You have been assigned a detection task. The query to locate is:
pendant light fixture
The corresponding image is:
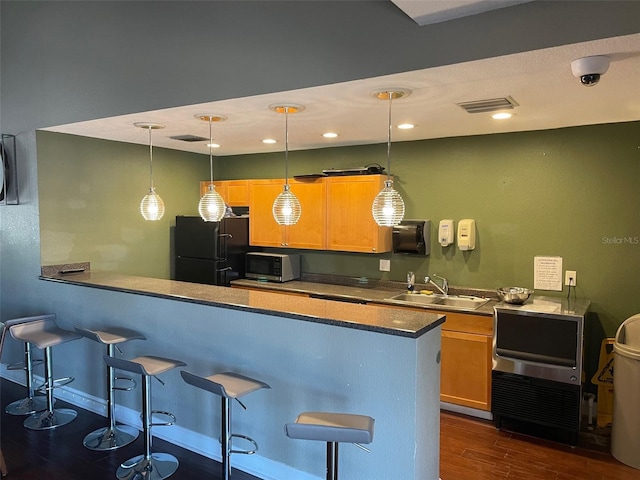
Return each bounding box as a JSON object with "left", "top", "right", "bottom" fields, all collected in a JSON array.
[
  {"left": 371, "top": 89, "right": 410, "bottom": 227},
  {"left": 196, "top": 114, "right": 227, "bottom": 222},
  {"left": 270, "top": 104, "right": 304, "bottom": 226},
  {"left": 136, "top": 122, "right": 166, "bottom": 221}
]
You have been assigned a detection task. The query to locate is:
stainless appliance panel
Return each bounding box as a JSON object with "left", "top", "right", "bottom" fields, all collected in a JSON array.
[{"left": 492, "top": 296, "right": 589, "bottom": 385}]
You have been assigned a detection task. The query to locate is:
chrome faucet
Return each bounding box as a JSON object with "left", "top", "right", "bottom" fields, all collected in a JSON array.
[{"left": 424, "top": 274, "right": 449, "bottom": 295}]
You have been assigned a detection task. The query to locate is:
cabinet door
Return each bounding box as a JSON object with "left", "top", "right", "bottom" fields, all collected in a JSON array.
[
  {"left": 249, "top": 179, "right": 286, "bottom": 247},
  {"left": 200, "top": 180, "right": 249, "bottom": 206},
  {"left": 326, "top": 175, "right": 392, "bottom": 253},
  {"left": 200, "top": 181, "right": 226, "bottom": 199},
  {"left": 286, "top": 178, "right": 326, "bottom": 249},
  {"left": 440, "top": 330, "right": 492, "bottom": 411},
  {"left": 225, "top": 180, "right": 249, "bottom": 206}
]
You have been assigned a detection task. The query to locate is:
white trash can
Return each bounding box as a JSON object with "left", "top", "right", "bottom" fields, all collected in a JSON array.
[{"left": 611, "top": 313, "right": 640, "bottom": 470}]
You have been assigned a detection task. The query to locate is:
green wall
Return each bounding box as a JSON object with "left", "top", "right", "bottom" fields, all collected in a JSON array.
[
  {"left": 217, "top": 122, "right": 640, "bottom": 335},
  {"left": 37, "top": 122, "right": 640, "bottom": 336},
  {"left": 37, "top": 131, "right": 209, "bottom": 279}
]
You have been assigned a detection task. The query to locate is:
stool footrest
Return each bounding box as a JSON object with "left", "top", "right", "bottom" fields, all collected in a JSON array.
[
  {"left": 150, "top": 410, "right": 176, "bottom": 427},
  {"left": 7, "top": 358, "right": 44, "bottom": 370},
  {"left": 36, "top": 376, "right": 74, "bottom": 393},
  {"left": 113, "top": 376, "right": 137, "bottom": 391},
  {"left": 229, "top": 433, "right": 258, "bottom": 455}
]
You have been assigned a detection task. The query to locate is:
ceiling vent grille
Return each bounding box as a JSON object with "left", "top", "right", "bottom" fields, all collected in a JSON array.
[
  {"left": 170, "top": 134, "right": 208, "bottom": 142},
  {"left": 457, "top": 96, "right": 519, "bottom": 114}
]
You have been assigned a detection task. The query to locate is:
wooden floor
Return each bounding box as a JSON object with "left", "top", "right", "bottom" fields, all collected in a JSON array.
[
  {"left": 1, "top": 378, "right": 638, "bottom": 479},
  {"left": 440, "top": 410, "right": 639, "bottom": 480}
]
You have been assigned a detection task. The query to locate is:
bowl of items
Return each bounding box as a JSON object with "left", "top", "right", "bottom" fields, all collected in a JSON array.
[{"left": 497, "top": 287, "right": 534, "bottom": 304}]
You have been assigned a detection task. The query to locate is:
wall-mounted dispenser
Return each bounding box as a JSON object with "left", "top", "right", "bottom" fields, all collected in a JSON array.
[
  {"left": 438, "top": 219, "right": 454, "bottom": 247},
  {"left": 457, "top": 219, "right": 476, "bottom": 251},
  {"left": 393, "top": 219, "right": 431, "bottom": 256}
]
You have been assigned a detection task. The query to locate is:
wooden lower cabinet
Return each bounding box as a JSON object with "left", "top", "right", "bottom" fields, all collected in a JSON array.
[
  {"left": 437, "top": 311, "right": 493, "bottom": 412},
  {"left": 369, "top": 304, "right": 492, "bottom": 412}
]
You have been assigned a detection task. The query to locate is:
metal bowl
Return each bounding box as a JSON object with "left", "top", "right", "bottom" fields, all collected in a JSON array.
[{"left": 497, "top": 287, "right": 533, "bottom": 304}]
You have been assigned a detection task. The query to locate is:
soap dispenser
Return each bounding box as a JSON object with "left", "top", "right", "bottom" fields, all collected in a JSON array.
[{"left": 407, "top": 271, "right": 415, "bottom": 293}]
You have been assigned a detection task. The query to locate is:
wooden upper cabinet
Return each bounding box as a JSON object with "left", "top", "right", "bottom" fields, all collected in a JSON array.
[
  {"left": 286, "top": 178, "right": 327, "bottom": 250},
  {"left": 326, "top": 175, "right": 392, "bottom": 253},
  {"left": 200, "top": 180, "right": 249, "bottom": 206},
  {"left": 248, "top": 179, "right": 286, "bottom": 247},
  {"left": 248, "top": 178, "right": 327, "bottom": 249}
]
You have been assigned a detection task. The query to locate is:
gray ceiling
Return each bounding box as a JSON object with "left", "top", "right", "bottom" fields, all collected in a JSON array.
[{"left": 43, "top": 4, "right": 640, "bottom": 158}]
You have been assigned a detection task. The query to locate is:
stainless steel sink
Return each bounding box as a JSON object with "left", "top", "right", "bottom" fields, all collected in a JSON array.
[
  {"left": 386, "top": 293, "right": 490, "bottom": 311},
  {"left": 386, "top": 293, "right": 443, "bottom": 305}
]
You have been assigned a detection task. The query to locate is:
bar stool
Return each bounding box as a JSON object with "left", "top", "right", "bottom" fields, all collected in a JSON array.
[
  {"left": 284, "top": 412, "right": 375, "bottom": 480},
  {"left": 180, "top": 370, "right": 270, "bottom": 480},
  {"left": 9, "top": 315, "right": 81, "bottom": 430},
  {"left": 1, "top": 315, "right": 50, "bottom": 416},
  {"left": 74, "top": 326, "right": 146, "bottom": 451},
  {"left": 104, "top": 355, "right": 186, "bottom": 480}
]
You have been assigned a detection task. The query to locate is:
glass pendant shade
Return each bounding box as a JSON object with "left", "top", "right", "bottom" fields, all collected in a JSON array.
[
  {"left": 273, "top": 184, "right": 302, "bottom": 225},
  {"left": 196, "top": 114, "right": 227, "bottom": 222},
  {"left": 372, "top": 179, "right": 405, "bottom": 227},
  {"left": 371, "top": 89, "right": 410, "bottom": 227},
  {"left": 140, "top": 187, "right": 165, "bottom": 221},
  {"left": 135, "top": 122, "right": 165, "bottom": 221},
  {"left": 198, "top": 184, "right": 226, "bottom": 222},
  {"left": 270, "top": 104, "right": 304, "bottom": 226}
]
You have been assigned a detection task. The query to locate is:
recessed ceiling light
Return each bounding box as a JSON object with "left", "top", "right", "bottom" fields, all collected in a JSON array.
[
  {"left": 263, "top": 138, "right": 277, "bottom": 144},
  {"left": 323, "top": 132, "right": 338, "bottom": 138},
  {"left": 206, "top": 143, "right": 220, "bottom": 148},
  {"left": 492, "top": 112, "right": 512, "bottom": 120},
  {"left": 397, "top": 123, "right": 414, "bottom": 129}
]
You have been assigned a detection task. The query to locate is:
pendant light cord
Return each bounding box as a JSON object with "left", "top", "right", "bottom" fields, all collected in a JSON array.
[
  {"left": 208, "top": 118, "right": 214, "bottom": 184},
  {"left": 148, "top": 127, "right": 154, "bottom": 190},
  {"left": 284, "top": 106, "right": 290, "bottom": 187},
  {"left": 386, "top": 92, "right": 392, "bottom": 181}
]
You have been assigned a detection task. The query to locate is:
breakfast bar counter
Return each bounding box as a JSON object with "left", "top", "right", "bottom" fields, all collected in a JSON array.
[{"left": 36, "top": 270, "right": 444, "bottom": 480}]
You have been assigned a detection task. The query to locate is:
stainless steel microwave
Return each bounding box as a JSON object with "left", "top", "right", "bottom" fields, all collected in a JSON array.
[{"left": 245, "top": 252, "right": 301, "bottom": 282}]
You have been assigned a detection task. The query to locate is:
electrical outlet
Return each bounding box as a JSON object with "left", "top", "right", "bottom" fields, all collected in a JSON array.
[
  {"left": 379, "top": 259, "right": 391, "bottom": 272},
  {"left": 565, "top": 270, "right": 577, "bottom": 286}
]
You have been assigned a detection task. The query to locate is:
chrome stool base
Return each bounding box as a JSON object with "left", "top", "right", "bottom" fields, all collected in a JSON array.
[
  {"left": 116, "top": 453, "right": 179, "bottom": 480},
  {"left": 83, "top": 424, "right": 140, "bottom": 451},
  {"left": 5, "top": 395, "right": 49, "bottom": 415},
  {"left": 24, "top": 407, "right": 78, "bottom": 430}
]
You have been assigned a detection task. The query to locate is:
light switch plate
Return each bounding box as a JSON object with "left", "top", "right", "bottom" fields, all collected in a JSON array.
[{"left": 379, "top": 259, "right": 391, "bottom": 272}]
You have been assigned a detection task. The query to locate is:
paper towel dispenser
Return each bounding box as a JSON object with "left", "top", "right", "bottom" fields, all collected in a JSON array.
[{"left": 392, "top": 220, "right": 431, "bottom": 256}]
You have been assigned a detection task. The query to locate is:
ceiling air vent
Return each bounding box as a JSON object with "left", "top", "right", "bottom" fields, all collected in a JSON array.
[
  {"left": 457, "top": 96, "right": 519, "bottom": 114},
  {"left": 169, "top": 134, "right": 208, "bottom": 142}
]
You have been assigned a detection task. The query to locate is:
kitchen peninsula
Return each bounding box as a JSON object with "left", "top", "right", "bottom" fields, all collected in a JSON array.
[{"left": 39, "top": 269, "right": 444, "bottom": 480}]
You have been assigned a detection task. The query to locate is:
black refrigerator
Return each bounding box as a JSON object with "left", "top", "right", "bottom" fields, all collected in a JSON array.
[{"left": 174, "top": 215, "right": 250, "bottom": 286}]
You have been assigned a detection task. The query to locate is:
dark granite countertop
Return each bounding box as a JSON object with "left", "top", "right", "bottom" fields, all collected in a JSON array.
[
  {"left": 231, "top": 276, "right": 497, "bottom": 317},
  {"left": 39, "top": 270, "right": 445, "bottom": 339}
]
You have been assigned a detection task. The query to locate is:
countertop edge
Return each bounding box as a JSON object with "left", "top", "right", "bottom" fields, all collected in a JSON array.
[{"left": 39, "top": 273, "right": 445, "bottom": 339}]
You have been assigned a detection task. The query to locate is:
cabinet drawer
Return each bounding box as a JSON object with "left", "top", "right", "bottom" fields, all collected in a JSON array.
[{"left": 434, "top": 310, "right": 493, "bottom": 336}]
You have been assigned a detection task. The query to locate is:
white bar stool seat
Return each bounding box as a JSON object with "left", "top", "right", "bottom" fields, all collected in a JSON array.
[
  {"left": 104, "top": 354, "right": 186, "bottom": 480},
  {"left": 180, "top": 370, "right": 270, "bottom": 480},
  {"left": 74, "top": 326, "right": 146, "bottom": 451},
  {"left": 285, "top": 412, "right": 375, "bottom": 480},
  {"left": 9, "top": 315, "right": 81, "bottom": 430},
  {"left": 1, "top": 315, "right": 51, "bottom": 416}
]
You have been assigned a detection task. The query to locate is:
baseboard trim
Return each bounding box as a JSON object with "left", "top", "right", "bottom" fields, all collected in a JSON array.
[
  {"left": 1, "top": 366, "right": 319, "bottom": 480},
  {"left": 440, "top": 401, "right": 493, "bottom": 421}
]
